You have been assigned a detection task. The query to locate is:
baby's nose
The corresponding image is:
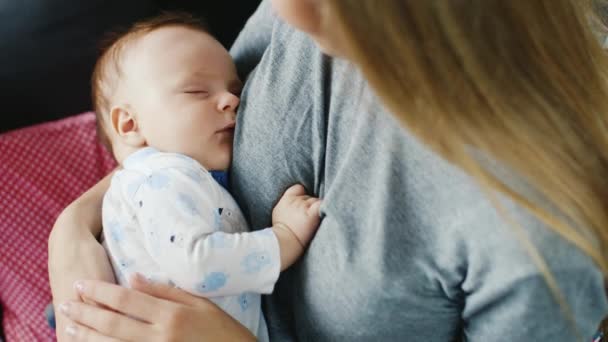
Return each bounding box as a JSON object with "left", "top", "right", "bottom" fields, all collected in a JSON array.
[{"left": 218, "top": 92, "right": 240, "bottom": 112}]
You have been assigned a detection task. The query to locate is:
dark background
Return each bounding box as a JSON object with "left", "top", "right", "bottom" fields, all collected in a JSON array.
[{"left": 0, "top": 0, "right": 261, "bottom": 133}]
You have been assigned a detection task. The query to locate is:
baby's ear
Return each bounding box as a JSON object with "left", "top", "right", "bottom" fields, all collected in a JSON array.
[{"left": 110, "top": 105, "right": 146, "bottom": 147}]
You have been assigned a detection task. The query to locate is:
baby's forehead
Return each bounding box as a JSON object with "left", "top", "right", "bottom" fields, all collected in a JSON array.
[
  {"left": 106, "top": 31, "right": 167, "bottom": 86},
  {"left": 118, "top": 27, "right": 213, "bottom": 72},
  {"left": 102, "top": 26, "right": 235, "bottom": 96},
  {"left": 126, "top": 28, "right": 230, "bottom": 78},
  {"left": 114, "top": 32, "right": 153, "bottom": 70}
]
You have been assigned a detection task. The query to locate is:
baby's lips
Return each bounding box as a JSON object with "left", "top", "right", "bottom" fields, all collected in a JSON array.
[{"left": 217, "top": 122, "right": 236, "bottom": 132}]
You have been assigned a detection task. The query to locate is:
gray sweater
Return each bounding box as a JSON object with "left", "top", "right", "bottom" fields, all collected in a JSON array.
[{"left": 229, "top": 1, "right": 608, "bottom": 340}]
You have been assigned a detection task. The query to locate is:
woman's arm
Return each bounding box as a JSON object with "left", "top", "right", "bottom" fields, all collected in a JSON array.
[{"left": 48, "top": 172, "right": 115, "bottom": 341}]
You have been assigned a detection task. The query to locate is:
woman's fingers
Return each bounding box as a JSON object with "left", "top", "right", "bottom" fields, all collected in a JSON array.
[
  {"left": 73, "top": 280, "right": 170, "bottom": 323},
  {"left": 59, "top": 301, "right": 151, "bottom": 341},
  {"left": 64, "top": 320, "right": 123, "bottom": 342},
  {"left": 130, "top": 273, "right": 201, "bottom": 307}
]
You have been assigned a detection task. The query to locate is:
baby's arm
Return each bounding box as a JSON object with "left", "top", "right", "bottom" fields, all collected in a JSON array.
[{"left": 132, "top": 169, "right": 320, "bottom": 298}]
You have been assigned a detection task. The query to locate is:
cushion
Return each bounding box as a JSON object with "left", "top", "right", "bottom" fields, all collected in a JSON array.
[{"left": 0, "top": 112, "right": 116, "bottom": 340}]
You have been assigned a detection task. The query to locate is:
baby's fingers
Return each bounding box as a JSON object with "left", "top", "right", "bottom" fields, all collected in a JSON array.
[
  {"left": 307, "top": 200, "right": 322, "bottom": 216},
  {"left": 304, "top": 197, "right": 319, "bottom": 206},
  {"left": 284, "top": 184, "right": 306, "bottom": 197}
]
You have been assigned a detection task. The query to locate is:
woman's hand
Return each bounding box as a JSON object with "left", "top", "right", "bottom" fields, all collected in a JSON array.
[
  {"left": 57, "top": 274, "right": 256, "bottom": 341},
  {"left": 48, "top": 172, "right": 116, "bottom": 341},
  {"left": 49, "top": 230, "right": 115, "bottom": 341}
]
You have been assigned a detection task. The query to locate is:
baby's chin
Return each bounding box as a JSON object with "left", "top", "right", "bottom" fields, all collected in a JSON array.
[{"left": 204, "top": 154, "right": 232, "bottom": 172}]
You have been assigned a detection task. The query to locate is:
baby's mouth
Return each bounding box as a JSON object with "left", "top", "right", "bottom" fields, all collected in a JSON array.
[{"left": 216, "top": 122, "right": 236, "bottom": 134}]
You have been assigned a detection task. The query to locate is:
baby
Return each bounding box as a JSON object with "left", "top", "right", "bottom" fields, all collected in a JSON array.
[{"left": 91, "top": 13, "right": 321, "bottom": 340}]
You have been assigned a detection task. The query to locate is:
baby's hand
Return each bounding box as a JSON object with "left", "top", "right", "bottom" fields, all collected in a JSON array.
[
  {"left": 273, "top": 184, "right": 321, "bottom": 245},
  {"left": 272, "top": 184, "right": 321, "bottom": 270}
]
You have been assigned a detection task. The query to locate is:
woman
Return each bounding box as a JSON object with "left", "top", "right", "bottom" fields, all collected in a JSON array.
[{"left": 49, "top": 0, "right": 608, "bottom": 340}]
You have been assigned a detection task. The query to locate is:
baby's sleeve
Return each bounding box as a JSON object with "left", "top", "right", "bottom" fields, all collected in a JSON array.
[{"left": 132, "top": 168, "right": 281, "bottom": 297}]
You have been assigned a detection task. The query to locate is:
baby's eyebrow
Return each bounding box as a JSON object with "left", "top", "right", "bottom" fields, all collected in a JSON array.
[
  {"left": 173, "top": 74, "right": 206, "bottom": 89},
  {"left": 181, "top": 72, "right": 206, "bottom": 83}
]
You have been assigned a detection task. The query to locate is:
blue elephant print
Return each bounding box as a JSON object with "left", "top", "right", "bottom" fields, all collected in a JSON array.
[
  {"left": 182, "top": 167, "right": 203, "bottom": 184},
  {"left": 123, "top": 147, "right": 157, "bottom": 167},
  {"left": 126, "top": 179, "right": 145, "bottom": 199},
  {"left": 177, "top": 193, "right": 201, "bottom": 217},
  {"left": 242, "top": 251, "right": 272, "bottom": 274},
  {"left": 106, "top": 220, "right": 124, "bottom": 243},
  {"left": 208, "top": 232, "right": 231, "bottom": 248},
  {"left": 146, "top": 172, "right": 170, "bottom": 190},
  {"left": 238, "top": 293, "right": 251, "bottom": 312},
  {"left": 197, "top": 272, "right": 229, "bottom": 293},
  {"left": 174, "top": 153, "right": 197, "bottom": 165}
]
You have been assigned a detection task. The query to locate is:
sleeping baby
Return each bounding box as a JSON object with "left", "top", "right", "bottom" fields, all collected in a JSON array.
[{"left": 90, "top": 12, "right": 321, "bottom": 341}]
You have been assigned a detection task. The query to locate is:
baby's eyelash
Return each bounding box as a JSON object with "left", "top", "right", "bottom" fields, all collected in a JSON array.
[{"left": 183, "top": 90, "right": 208, "bottom": 94}]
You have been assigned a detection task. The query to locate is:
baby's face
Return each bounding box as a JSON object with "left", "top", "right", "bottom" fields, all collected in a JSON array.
[{"left": 119, "top": 26, "right": 242, "bottom": 170}]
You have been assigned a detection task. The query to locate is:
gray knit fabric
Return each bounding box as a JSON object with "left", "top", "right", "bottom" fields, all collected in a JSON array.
[{"left": 229, "top": 2, "right": 608, "bottom": 340}]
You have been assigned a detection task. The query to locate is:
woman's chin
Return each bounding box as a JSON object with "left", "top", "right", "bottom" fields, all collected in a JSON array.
[{"left": 316, "top": 41, "right": 342, "bottom": 57}]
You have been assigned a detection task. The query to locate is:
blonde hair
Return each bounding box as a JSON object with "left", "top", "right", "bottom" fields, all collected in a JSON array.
[
  {"left": 325, "top": 0, "right": 608, "bottom": 280},
  {"left": 91, "top": 12, "right": 208, "bottom": 152}
]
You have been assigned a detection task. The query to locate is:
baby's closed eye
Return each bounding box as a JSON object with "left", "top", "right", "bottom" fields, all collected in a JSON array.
[{"left": 183, "top": 90, "right": 209, "bottom": 95}]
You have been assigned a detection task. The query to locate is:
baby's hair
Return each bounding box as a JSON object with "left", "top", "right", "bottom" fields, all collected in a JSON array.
[{"left": 91, "top": 11, "right": 209, "bottom": 153}]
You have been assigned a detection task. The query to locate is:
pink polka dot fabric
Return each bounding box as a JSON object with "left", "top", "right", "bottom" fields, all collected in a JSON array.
[{"left": 0, "top": 113, "right": 116, "bottom": 341}]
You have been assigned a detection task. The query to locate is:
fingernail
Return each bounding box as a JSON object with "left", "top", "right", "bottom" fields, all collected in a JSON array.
[
  {"left": 57, "top": 302, "right": 70, "bottom": 315},
  {"left": 73, "top": 281, "right": 85, "bottom": 293},
  {"left": 66, "top": 324, "right": 77, "bottom": 336}
]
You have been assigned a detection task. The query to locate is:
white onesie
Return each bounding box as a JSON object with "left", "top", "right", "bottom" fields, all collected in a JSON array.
[{"left": 101, "top": 147, "right": 281, "bottom": 340}]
